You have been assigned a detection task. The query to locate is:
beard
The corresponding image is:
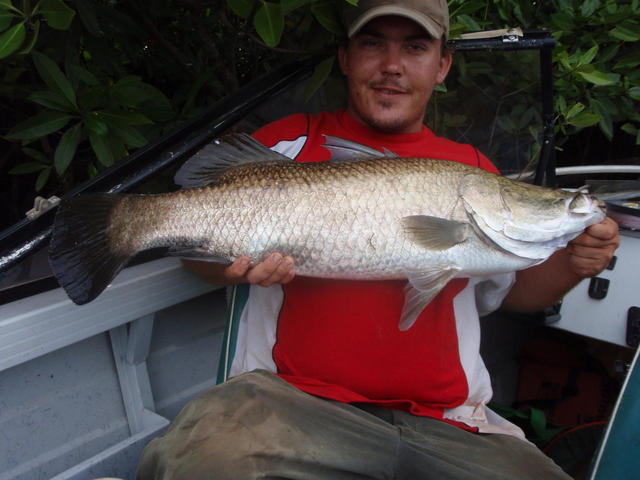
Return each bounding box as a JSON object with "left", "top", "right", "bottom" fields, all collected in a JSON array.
[{"left": 355, "top": 102, "right": 420, "bottom": 134}]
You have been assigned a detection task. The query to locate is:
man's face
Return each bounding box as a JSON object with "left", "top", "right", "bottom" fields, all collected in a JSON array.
[{"left": 339, "top": 15, "right": 452, "bottom": 134}]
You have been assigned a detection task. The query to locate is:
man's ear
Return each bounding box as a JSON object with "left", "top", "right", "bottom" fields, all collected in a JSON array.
[
  {"left": 338, "top": 43, "right": 348, "bottom": 76},
  {"left": 436, "top": 50, "right": 453, "bottom": 85}
]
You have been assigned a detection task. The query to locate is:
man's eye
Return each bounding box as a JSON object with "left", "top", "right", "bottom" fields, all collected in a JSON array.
[{"left": 407, "top": 43, "right": 427, "bottom": 52}]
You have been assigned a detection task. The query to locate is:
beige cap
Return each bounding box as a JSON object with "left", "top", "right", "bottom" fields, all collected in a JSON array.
[{"left": 343, "top": 0, "right": 449, "bottom": 40}]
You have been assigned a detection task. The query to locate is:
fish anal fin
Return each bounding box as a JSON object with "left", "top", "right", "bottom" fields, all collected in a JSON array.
[
  {"left": 168, "top": 247, "right": 230, "bottom": 263},
  {"left": 399, "top": 266, "right": 459, "bottom": 331},
  {"left": 401, "top": 215, "right": 469, "bottom": 251}
]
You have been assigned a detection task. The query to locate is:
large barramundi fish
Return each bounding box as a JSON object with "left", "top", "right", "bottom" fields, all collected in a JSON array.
[{"left": 49, "top": 134, "right": 606, "bottom": 330}]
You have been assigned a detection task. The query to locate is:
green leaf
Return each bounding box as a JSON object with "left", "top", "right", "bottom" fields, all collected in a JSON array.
[
  {"left": 99, "top": 110, "right": 153, "bottom": 126},
  {"left": 578, "top": 45, "right": 598, "bottom": 66},
  {"left": 54, "top": 123, "right": 82, "bottom": 175},
  {"left": 555, "top": 95, "right": 567, "bottom": 115},
  {"left": 580, "top": 0, "right": 601, "bottom": 17},
  {"left": 609, "top": 23, "right": 640, "bottom": 42},
  {"left": 9, "top": 161, "right": 47, "bottom": 174},
  {"left": 621, "top": 123, "right": 638, "bottom": 136},
  {"left": 555, "top": 51, "right": 572, "bottom": 70},
  {"left": 17, "top": 18, "right": 39, "bottom": 54},
  {"left": 629, "top": 87, "right": 640, "bottom": 101},
  {"left": 592, "top": 97, "right": 614, "bottom": 140},
  {"left": 35, "top": 167, "right": 51, "bottom": 191},
  {"left": 226, "top": 0, "right": 253, "bottom": 18},
  {"left": 74, "top": 0, "right": 100, "bottom": 35},
  {"left": 304, "top": 55, "right": 334, "bottom": 102},
  {"left": 614, "top": 50, "right": 640, "bottom": 69},
  {"left": 6, "top": 110, "right": 74, "bottom": 140},
  {"left": 311, "top": 2, "right": 343, "bottom": 36},
  {"left": 28, "top": 89, "right": 75, "bottom": 112},
  {"left": 107, "top": 134, "right": 126, "bottom": 160},
  {"left": 281, "top": 0, "right": 314, "bottom": 15},
  {"left": 567, "top": 111, "right": 602, "bottom": 128},
  {"left": 575, "top": 67, "right": 616, "bottom": 86},
  {"left": 110, "top": 75, "right": 159, "bottom": 107},
  {"left": 89, "top": 131, "right": 114, "bottom": 166},
  {"left": 85, "top": 112, "right": 108, "bottom": 135},
  {"left": 254, "top": 1, "right": 283, "bottom": 47},
  {"left": 104, "top": 121, "right": 147, "bottom": 148},
  {"left": 22, "top": 147, "right": 48, "bottom": 162},
  {"left": 457, "top": 14, "right": 482, "bottom": 32},
  {"left": 0, "top": 9, "right": 15, "bottom": 32},
  {"left": 32, "top": 51, "right": 77, "bottom": 107},
  {"left": 0, "top": 21, "right": 24, "bottom": 59},
  {"left": 600, "top": 44, "right": 620, "bottom": 64},
  {"left": 40, "top": 0, "right": 75, "bottom": 30},
  {"left": 70, "top": 65, "right": 99, "bottom": 85},
  {"left": 87, "top": 162, "right": 98, "bottom": 178},
  {"left": 0, "top": 0, "right": 19, "bottom": 11},
  {"left": 450, "top": 1, "right": 486, "bottom": 17},
  {"left": 565, "top": 103, "right": 585, "bottom": 120},
  {"left": 550, "top": 12, "right": 574, "bottom": 31}
]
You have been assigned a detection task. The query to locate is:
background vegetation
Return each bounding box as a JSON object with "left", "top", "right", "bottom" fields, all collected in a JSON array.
[{"left": 1, "top": 0, "right": 638, "bottom": 229}]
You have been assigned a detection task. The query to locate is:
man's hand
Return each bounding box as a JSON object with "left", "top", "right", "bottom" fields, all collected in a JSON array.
[
  {"left": 565, "top": 216, "right": 620, "bottom": 278},
  {"left": 224, "top": 253, "right": 296, "bottom": 287},
  {"left": 182, "top": 253, "right": 295, "bottom": 287}
]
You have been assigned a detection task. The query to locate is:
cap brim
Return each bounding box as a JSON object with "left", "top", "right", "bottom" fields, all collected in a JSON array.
[{"left": 347, "top": 5, "right": 445, "bottom": 39}]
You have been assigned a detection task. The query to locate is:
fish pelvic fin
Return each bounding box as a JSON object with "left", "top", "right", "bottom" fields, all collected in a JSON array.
[
  {"left": 398, "top": 265, "right": 460, "bottom": 332},
  {"left": 49, "top": 194, "right": 132, "bottom": 305},
  {"left": 399, "top": 266, "right": 460, "bottom": 331},
  {"left": 174, "top": 133, "right": 292, "bottom": 189},
  {"left": 401, "top": 215, "right": 469, "bottom": 251}
]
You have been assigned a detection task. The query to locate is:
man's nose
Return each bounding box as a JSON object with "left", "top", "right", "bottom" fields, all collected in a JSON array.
[{"left": 381, "top": 46, "right": 403, "bottom": 75}]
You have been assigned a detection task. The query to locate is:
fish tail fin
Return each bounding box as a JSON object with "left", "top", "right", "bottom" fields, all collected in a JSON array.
[{"left": 49, "top": 194, "right": 133, "bottom": 305}]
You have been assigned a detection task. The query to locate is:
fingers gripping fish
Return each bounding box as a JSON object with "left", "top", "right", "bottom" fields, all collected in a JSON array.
[{"left": 48, "top": 134, "right": 606, "bottom": 330}]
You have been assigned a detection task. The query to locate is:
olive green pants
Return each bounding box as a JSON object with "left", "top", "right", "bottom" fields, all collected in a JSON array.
[{"left": 136, "top": 370, "right": 570, "bottom": 480}]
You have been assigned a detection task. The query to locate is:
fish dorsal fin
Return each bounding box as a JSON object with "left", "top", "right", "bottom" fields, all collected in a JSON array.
[
  {"left": 399, "top": 266, "right": 460, "bottom": 331},
  {"left": 401, "top": 215, "right": 469, "bottom": 251},
  {"left": 322, "top": 135, "right": 398, "bottom": 162},
  {"left": 174, "top": 133, "right": 292, "bottom": 188}
]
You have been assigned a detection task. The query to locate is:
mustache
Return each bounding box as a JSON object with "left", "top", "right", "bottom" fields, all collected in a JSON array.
[{"left": 368, "top": 78, "right": 410, "bottom": 93}]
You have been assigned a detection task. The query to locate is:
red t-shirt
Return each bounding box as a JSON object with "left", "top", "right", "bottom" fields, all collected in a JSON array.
[{"left": 252, "top": 110, "right": 499, "bottom": 425}]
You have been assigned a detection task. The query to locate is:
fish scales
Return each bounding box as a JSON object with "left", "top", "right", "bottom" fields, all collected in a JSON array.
[{"left": 113, "top": 158, "right": 524, "bottom": 279}]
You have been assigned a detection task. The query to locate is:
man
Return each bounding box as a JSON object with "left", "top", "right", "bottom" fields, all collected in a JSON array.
[{"left": 137, "top": 0, "right": 619, "bottom": 478}]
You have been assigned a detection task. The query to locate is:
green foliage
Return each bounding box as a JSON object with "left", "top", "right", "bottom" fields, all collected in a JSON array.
[
  {"left": 254, "top": 2, "right": 284, "bottom": 47},
  {"left": 446, "top": 0, "right": 640, "bottom": 151},
  {"left": 4, "top": 49, "right": 169, "bottom": 185},
  {"left": 1, "top": 0, "right": 638, "bottom": 228},
  {"left": 233, "top": 0, "right": 639, "bottom": 162},
  {"left": 0, "top": 0, "right": 288, "bottom": 213}
]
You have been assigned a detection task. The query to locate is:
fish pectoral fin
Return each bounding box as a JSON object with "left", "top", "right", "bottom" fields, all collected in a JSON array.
[
  {"left": 174, "top": 133, "right": 292, "bottom": 189},
  {"left": 399, "top": 266, "right": 460, "bottom": 331},
  {"left": 401, "top": 215, "right": 469, "bottom": 251},
  {"left": 322, "top": 135, "right": 398, "bottom": 161}
]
